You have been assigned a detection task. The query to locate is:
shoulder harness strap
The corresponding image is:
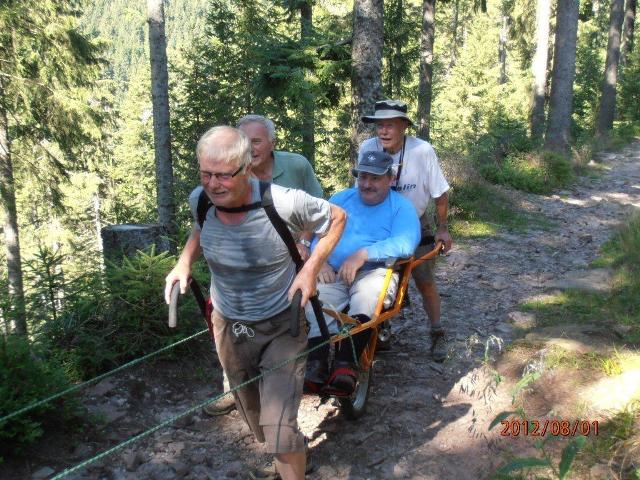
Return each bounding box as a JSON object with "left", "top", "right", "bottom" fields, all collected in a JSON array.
[
  {"left": 259, "top": 181, "right": 304, "bottom": 273},
  {"left": 196, "top": 189, "right": 213, "bottom": 230}
]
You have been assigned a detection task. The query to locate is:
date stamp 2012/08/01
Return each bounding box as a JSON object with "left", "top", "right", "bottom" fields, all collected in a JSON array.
[{"left": 500, "top": 419, "right": 599, "bottom": 437}]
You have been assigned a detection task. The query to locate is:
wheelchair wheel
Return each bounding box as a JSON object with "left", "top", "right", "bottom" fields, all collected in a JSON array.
[
  {"left": 338, "top": 366, "right": 372, "bottom": 420},
  {"left": 376, "top": 321, "right": 392, "bottom": 352}
]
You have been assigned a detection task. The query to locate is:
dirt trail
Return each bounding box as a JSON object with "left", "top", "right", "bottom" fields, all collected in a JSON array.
[{"left": 5, "top": 141, "right": 640, "bottom": 480}]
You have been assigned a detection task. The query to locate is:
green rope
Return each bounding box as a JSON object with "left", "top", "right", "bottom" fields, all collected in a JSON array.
[
  {"left": 0, "top": 329, "right": 209, "bottom": 425},
  {"left": 50, "top": 330, "right": 354, "bottom": 480}
]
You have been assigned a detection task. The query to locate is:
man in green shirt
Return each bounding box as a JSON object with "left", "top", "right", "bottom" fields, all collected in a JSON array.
[
  {"left": 237, "top": 114, "right": 323, "bottom": 198},
  {"left": 204, "top": 114, "right": 324, "bottom": 417}
]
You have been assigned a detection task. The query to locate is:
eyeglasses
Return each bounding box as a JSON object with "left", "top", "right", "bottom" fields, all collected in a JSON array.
[{"left": 199, "top": 165, "right": 244, "bottom": 183}]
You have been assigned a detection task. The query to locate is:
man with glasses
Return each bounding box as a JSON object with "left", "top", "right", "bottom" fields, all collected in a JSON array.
[
  {"left": 205, "top": 114, "right": 325, "bottom": 417},
  {"left": 359, "top": 99, "right": 452, "bottom": 363},
  {"left": 165, "top": 126, "right": 345, "bottom": 480}
]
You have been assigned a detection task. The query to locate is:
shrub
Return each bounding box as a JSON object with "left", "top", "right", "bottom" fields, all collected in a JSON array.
[
  {"left": 43, "top": 247, "right": 209, "bottom": 380},
  {"left": 0, "top": 335, "right": 79, "bottom": 459},
  {"left": 472, "top": 114, "right": 532, "bottom": 165},
  {"left": 480, "top": 151, "right": 573, "bottom": 194}
]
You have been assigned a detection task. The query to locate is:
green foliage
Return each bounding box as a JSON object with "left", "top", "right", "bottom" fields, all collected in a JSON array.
[
  {"left": 431, "top": 7, "right": 530, "bottom": 155},
  {"left": 0, "top": 335, "right": 79, "bottom": 457},
  {"left": 479, "top": 151, "right": 573, "bottom": 194},
  {"left": 23, "top": 245, "right": 66, "bottom": 327},
  {"left": 382, "top": 0, "right": 421, "bottom": 99},
  {"left": 40, "top": 247, "right": 207, "bottom": 380},
  {"left": 572, "top": 17, "right": 607, "bottom": 139},
  {"left": 1, "top": 0, "right": 105, "bottom": 206},
  {"left": 449, "top": 179, "right": 548, "bottom": 237},
  {"left": 585, "top": 400, "right": 640, "bottom": 472},
  {"left": 619, "top": 47, "right": 640, "bottom": 122},
  {"left": 472, "top": 113, "right": 532, "bottom": 164}
]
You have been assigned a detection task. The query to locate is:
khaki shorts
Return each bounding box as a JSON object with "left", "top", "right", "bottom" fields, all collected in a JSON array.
[
  {"left": 212, "top": 307, "right": 307, "bottom": 454},
  {"left": 412, "top": 215, "right": 437, "bottom": 284},
  {"left": 411, "top": 242, "right": 436, "bottom": 284}
]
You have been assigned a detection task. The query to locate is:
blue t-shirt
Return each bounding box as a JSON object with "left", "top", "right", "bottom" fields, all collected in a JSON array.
[{"left": 317, "top": 188, "right": 420, "bottom": 270}]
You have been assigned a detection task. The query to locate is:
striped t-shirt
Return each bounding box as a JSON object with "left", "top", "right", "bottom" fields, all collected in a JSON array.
[{"left": 189, "top": 179, "right": 332, "bottom": 322}]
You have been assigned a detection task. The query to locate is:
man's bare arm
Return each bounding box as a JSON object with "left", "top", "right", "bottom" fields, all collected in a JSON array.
[
  {"left": 164, "top": 227, "right": 202, "bottom": 304},
  {"left": 434, "top": 192, "right": 452, "bottom": 253},
  {"left": 289, "top": 204, "right": 346, "bottom": 306}
]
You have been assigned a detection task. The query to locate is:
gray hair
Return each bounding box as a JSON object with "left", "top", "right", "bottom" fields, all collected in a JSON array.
[
  {"left": 196, "top": 126, "right": 251, "bottom": 169},
  {"left": 236, "top": 114, "right": 276, "bottom": 142}
]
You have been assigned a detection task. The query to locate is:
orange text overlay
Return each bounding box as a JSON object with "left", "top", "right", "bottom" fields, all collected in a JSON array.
[{"left": 499, "top": 419, "right": 599, "bottom": 437}]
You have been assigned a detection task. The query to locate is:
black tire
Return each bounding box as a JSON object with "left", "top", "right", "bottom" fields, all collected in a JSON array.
[{"left": 338, "top": 366, "right": 372, "bottom": 420}]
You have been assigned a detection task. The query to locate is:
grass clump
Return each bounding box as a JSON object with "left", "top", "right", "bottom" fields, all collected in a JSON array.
[
  {"left": 522, "top": 214, "right": 640, "bottom": 344},
  {"left": 584, "top": 400, "right": 640, "bottom": 479},
  {"left": 479, "top": 151, "right": 574, "bottom": 195},
  {"left": 449, "top": 179, "right": 552, "bottom": 238}
]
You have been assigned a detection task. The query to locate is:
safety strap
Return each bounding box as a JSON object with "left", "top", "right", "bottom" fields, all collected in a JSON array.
[{"left": 195, "top": 183, "right": 330, "bottom": 339}]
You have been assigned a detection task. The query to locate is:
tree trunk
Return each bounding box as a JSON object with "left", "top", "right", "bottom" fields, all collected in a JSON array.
[
  {"left": 417, "top": 0, "right": 436, "bottom": 141},
  {"left": 498, "top": 14, "right": 508, "bottom": 84},
  {"left": 447, "top": 0, "right": 460, "bottom": 73},
  {"left": 147, "top": 0, "right": 176, "bottom": 246},
  {"left": 530, "top": 0, "right": 551, "bottom": 142},
  {"left": 392, "top": 0, "right": 404, "bottom": 98},
  {"left": 351, "top": 0, "right": 384, "bottom": 163},
  {"left": 544, "top": 0, "right": 579, "bottom": 155},
  {"left": 596, "top": 0, "right": 625, "bottom": 136},
  {"left": 300, "top": 1, "right": 316, "bottom": 167},
  {"left": 0, "top": 106, "right": 27, "bottom": 336},
  {"left": 621, "top": 0, "right": 636, "bottom": 65}
]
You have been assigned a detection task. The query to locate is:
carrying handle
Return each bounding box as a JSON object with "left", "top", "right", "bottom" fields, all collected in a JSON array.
[
  {"left": 167, "top": 277, "right": 207, "bottom": 328},
  {"left": 168, "top": 282, "right": 180, "bottom": 328}
]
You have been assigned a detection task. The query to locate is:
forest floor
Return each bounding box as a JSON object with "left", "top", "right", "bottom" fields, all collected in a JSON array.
[{"left": 4, "top": 140, "right": 640, "bottom": 480}]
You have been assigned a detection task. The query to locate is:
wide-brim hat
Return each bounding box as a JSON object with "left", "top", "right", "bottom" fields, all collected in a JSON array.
[
  {"left": 361, "top": 99, "right": 414, "bottom": 126},
  {"left": 351, "top": 150, "right": 394, "bottom": 177}
]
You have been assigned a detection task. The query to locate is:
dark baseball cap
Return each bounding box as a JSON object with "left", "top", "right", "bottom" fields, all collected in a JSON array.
[{"left": 352, "top": 151, "right": 394, "bottom": 177}]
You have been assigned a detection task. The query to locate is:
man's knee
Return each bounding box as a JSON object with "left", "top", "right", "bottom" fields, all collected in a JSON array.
[{"left": 415, "top": 278, "right": 438, "bottom": 298}]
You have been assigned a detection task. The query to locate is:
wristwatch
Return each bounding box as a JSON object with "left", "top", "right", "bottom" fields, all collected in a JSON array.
[{"left": 298, "top": 239, "right": 311, "bottom": 248}]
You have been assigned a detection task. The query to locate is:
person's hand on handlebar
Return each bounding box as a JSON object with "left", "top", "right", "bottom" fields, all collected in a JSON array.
[
  {"left": 164, "top": 262, "right": 192, "bottom": 305},
  {"left": 435, "top": 226, "right": 452, "bottom": 254},
  {"left": 288, "top": 267, "right": 317, "bottom": 308}
]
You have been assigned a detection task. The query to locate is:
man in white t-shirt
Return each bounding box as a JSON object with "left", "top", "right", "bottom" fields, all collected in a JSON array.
[{"left": 358, "top": 99, "right": 452, "bottom": 362}]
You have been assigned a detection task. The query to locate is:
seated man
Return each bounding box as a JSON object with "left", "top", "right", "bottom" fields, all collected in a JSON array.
[{"left": 304, "top": 151, "right": 420, "bottom": 395}]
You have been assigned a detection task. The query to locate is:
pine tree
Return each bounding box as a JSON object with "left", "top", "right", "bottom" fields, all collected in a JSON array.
[
  {"left": 351, "top": 0, "right": 384, "bottom": 162},
  {"left": 596, "top": 0, "right": 625, "bottom": 136},
  {"left": 147, "top": 0, "right": 177, "bottom": 244},
  {"left": 529, "top": 0, "right": 551, "bottom": 142},
  {"left": 621, "top": 0, "right": 637, "bottom": 64},
  {"left": 545, "top": 0, "right": 580, "bottom": 155},
  {"left": 0, "top": 0, "right": 102, "bottom": 335},
  {"left": 418, "top": 0, "right": 437, "bottom": 140}
]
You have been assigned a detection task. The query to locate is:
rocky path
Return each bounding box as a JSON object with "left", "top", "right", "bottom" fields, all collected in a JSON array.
[{"left": 8, "top": 141, "right": 640, "bottom": 480}]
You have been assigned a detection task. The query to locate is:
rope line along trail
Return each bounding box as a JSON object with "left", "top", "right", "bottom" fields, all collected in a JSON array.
[
  {"left": 50, "top": 327, "right": 354, "bottom": 480},
  {"left": 0, "top": 329, "right": 209, "bottom": 425}
]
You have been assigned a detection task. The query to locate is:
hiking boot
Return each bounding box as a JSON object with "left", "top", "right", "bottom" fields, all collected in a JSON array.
[
  {"left": 202, "top": 394, "right": 236, "bottom": 416},
  {"left": 249, "top": 439, "right": 313, "bottom": 480},
  {"left": 430, "top": 328, "right": 447, "bottom": 363}
]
